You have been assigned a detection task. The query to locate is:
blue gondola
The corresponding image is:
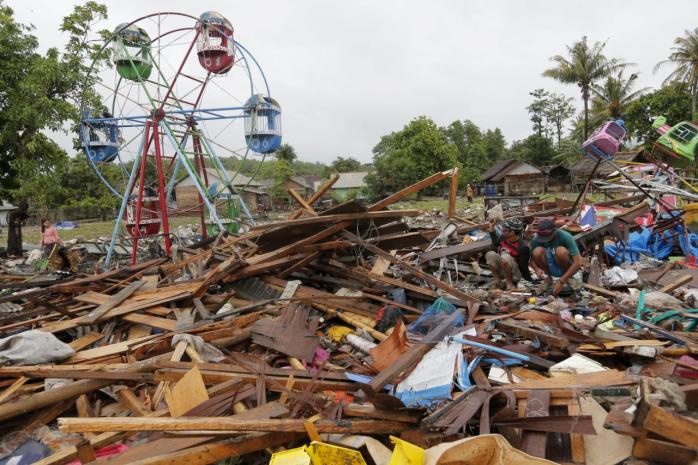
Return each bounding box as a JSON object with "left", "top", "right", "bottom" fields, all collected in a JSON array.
[
  {"left": 81, "top": 110, "right": 120, "bottom": 163},
  {"left": 243, "top": 94, "right": 282, "bottom": 154}
]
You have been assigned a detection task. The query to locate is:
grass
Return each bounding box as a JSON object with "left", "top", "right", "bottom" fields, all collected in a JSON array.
[{"left": 22, "top": 216, "right": 203, "bottom": 246}]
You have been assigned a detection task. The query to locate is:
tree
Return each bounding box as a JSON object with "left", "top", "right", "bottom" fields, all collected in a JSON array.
[
  {"left": 508, "top": 135, "right": 556, "bottom": 167},
  {"left": 553, "top": 137, "right": 583, "bottom": 168},
  {"left": 590, "top": 71, "right": 649, "bottom": 123},
  {"left": 327, "top": 156, "right": 361, "bottom": 174},
  {"left": 526, "top": 89, "right": 550, "bottom": 138},
  {"left": 546, "top": 94, "right": 576, "bottom": 148},
  {"left": 624, "top": 83, "right": 693, "bottom": 146},
  {"left": 275, "top": 143, "right": 297, "bottom": 163},
  {"left": 543, "top": 36, "right": 625, "bottom": 140},
  {"left": 654, "top": 27, "right": 698, "bottom": 121},
  {"left": 0, "top": 2, "right": 109, "bottom": 254},
  {"left": 442, "top": 119, "right": 504, "bottom": 182},
  {"left": 367, "top": 116, "right": 459, "bottom": 198},
  {"left": 270, "top": 159, "right": 293, "bottom": 204}
]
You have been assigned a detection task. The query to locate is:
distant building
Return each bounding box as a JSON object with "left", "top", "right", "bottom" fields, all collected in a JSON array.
[
  {"left": 569, "top": 149, "right": 648, "bottom": 190},
  {"left": 481, "top": 160, "right": 546, "bottom": 195},
  {"left": 175, "top": 169, "right": 271, "bottom": 213},
  {"left": 321, "top": 171, "right": 369, "bottom": 201}
]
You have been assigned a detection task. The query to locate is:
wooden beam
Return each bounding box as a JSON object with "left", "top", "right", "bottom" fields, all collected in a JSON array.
[
  {"left": 448, "top": 167, "right": 459, "bottom": 218},
  {"left": 79, "top": 280, "right": 145, "bottom": 324},
  {"left": 58, "top": 417, "right": 411, "bottom": 434},
  {"left": 369, "top": 169, "right": 453, "bottom": 211},
  {"left": 633, "top": 399, "right": 698, "bottom": 450},
  {"left": 659, "top": 274, "right": 693, "bottom": 294},
  {"left": 251, "top": 210, "right": 420, "bottom": 231},
  {"left": 289, "top": 174, "right": 338, "bottom": 220}
]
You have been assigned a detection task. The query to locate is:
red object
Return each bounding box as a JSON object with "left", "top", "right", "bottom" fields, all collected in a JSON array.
[
  {"left": 675, "top": 355, "right": 698, "bottom": 380},
  {"left": 67, "top": 444, "right": 128, "bottom": 464}
]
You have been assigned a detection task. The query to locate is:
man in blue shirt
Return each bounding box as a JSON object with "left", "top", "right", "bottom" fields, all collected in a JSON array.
[{"left": 529, "top": 219, "right": 582, "bottom": 296}]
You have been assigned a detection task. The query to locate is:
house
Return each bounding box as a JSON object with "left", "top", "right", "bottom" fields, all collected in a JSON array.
[
  {"left": 0, "top": 201, "right": 16, "bottom": 227},
  {"left": 319, "top": 171, "right": 369, "bottom": 201},
  {"left": 174, "top": 169, "right": 270, "bottom": 213},
  {"left": 542, "top": 165, "right": 571, "bottom": 193},
  {"left": 256, "top": 176, "right": 314, "bottom": 201},
  {"left": 569, "top": 149, "right": 648, "bottom": 190},
  {"left": 481, "top": 160, "right": 546, "bottom": 196}
]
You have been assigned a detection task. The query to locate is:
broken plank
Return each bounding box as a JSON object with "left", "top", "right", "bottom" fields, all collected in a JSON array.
[{"left": 79, "top": 280, "right": 145, "bottom": 324}]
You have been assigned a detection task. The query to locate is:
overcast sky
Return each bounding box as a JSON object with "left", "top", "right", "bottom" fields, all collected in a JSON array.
[{"left": 7, "top": 0, "right": 698, "bottom": 164}]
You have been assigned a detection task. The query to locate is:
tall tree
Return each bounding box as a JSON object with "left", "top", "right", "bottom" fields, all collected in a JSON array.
[
  {"left": 654, "top": 27, "right": 698, "bottom": 121},
  {"left": 367, "top": 116, "right": 458, "bottom": 198},
  {"left": 275, "top": 143, "right": 297, "bottom": 163},
  {"left": 508, "top": 135, "right": 556, "bottom": 167},
  {"left": 543, "top": 36, "right": 625, "bottom": 139},
  {"left": 0, "top": 2, "right": 109, "bottom": 254},
  {"left": 590, "top": 71, "right": 649, "bottom": 122},
  {"left": 546, "top": 93, "right": 576, "bottom": 148},
  {"left": 526, "top": 89, "right": 550, "bottom": 138}
]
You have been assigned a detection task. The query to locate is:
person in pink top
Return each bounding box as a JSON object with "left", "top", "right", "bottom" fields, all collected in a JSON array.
[{"left": 40, "top": 219, "right": 61, "bottom": 257}]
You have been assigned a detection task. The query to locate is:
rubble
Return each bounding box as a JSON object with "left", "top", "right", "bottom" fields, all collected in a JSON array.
[{"left": 0, "top": 169, "right": 697, "bottom": 465}]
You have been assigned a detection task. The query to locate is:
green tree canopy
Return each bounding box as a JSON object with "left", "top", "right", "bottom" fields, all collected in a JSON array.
[
  {"left": 654, "top": 27, "right": 698, "bottom": 121},
  {"left": 275, "top": 143, "right": 297, "bottom": 163},
  {"left": 327, "top": 156, "right": 362, "bottom": 174},
  {"left": 508, "top": 134, "right": 556, "bottom": 167},
  {"left": 367, "top": 116, "right": 458, "bottom": 198},
  {"left": 543, "top": 36, "right": 625, "bottom": 139},
  {"left": 624, "top": 83, "right": 693, "bottom": 147}
]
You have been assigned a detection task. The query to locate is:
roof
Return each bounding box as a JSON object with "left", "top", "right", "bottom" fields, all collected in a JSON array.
[
  {"left": 481, "top": 160, "right": 517, "bottom": 180},
  {"left": 290, "top": 176, "right": 312, "bottom": 190},
  {"left": 482, "top": 160, "right": 542, "bottom": 182},
  {"left": 239, "top": 186, "right": 268, "bottom": 195},
  {"left": 177, "top": 169, "right": 262, "bottom": 188},
  {"left": 331, "top": 171, "right": 369, "bottom": 189},
  {"left": 569, "top": 150, "right": 645, "bottom": 177}
]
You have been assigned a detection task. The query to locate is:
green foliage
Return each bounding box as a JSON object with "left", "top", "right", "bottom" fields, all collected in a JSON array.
[
  {"left": 508, "top": 134, "right": 556, "bottom": 167},
  {"left": 442, "top": 120, "right": 505, "bottom": 182},
  {"left": 367, "top": 116, "right": 459, "bottom": 198},
  {"left": 624, "top": 83, "right": 693, "bottom": 146},
  {"left": 271, "top": 159, "right": 293, "bottom": 202},
  {"left": 275, "top": 143, "right": 297, "bottom": 163},
  {"left": 553, "top": 137, "right": 583, "bottom": 168},
  {"left": 326, "top": 156, "right": 362, "bottom": 174},
  {"left": 590, "top": 70, "right": 649, "bottom": 124},
  {"left": 546, "top": 94, "right": 576, "bottom": 148},
  {"left": 527, "top": 89, "right": 550, "bottom": 138},
  {"left": 654, "top": 27, "right": 698, "bottom": 119},
  {"left": 544, "top": 36, "right": 625, "bottom": 139}
]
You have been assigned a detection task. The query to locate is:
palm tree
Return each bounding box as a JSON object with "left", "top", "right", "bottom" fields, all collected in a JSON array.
[
  {"left": 590, "top": 71, "right": 650, "bottom": 122},
  {"left": 543, "top": 37, "right": 625, "bottom": 139},
  {"left": 654, "top": 27, "right": 698, "bottom": 121}
]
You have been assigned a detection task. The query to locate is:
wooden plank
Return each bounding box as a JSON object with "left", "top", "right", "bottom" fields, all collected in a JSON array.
[
  {"left": 289, "top": 174, "right": 338, "bottom": 220},
  {"left": 567, "top": 400, "right": 585, "bottom": 464},
  {"left": 165, "top": 365, "right": 209, "bottom": 417},
  {"left": 659, "top": 274, "right": 693, "bottom": 294},
  {"left": 79, "top": 280, "right": 145, "bottom": 324},
  {"left": 583, "top": 283, "right": 621, "bottom": 300},
  {"left": 519, "top": 390, "right": 550, "bottom": 458},
  {"left": 58, "top": 417, "right": 411, "bottom": 434},
  {"left": 581, "top": 396, "right": 632, "bottom": 465},
  {"left": 116, "top": 388, "right": 150, "bottom": 416},
  {"left": 250, "top": 210, "right": 421, "bottom": 231},
  {"left": 503, "top": 370, "right": 634, "bottom": 390},
  {"left": 419, "top": 239, "right": 492, "bottom": 261},
  {"left": 448, "top": 167, "right": 459, "bottom": 218},
  {"left": 369, "top": 169, "right": 454, "bottom": 211},
  {"left": 633, "top": 438, "right": 696, "bottom": 465},
  {"left": 497, "top": 320, "right": 569, "bottom": 349},
  {"left": 122, "top": 313, "right": 178, "bottom": 331},
  {"left": 633, "top": 399, "right": 698, "bottom": 450}
]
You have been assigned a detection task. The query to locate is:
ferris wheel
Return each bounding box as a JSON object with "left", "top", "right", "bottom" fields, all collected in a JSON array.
[{"left": 79, "top": 11, "right": 281, "bottom": 267}]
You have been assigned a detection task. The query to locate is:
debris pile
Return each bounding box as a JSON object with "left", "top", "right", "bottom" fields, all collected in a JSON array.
[{"left": 0, "top": 169, "right": 697, "bottom": 465}]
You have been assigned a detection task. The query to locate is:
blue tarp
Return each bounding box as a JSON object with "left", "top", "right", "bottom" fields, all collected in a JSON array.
[
  {"left": 408, "top": 297, "right": 464, "bottom": 336},
  {"left": 605, "top": 223, "right": 695, "bottom": 264}
]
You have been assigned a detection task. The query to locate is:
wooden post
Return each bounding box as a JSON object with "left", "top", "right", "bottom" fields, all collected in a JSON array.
[{"left": 448, "top": 167, "right": 459, "bottom": 218}]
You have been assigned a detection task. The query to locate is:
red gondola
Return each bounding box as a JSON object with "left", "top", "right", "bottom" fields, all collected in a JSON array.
[{"left": 196, "top": 11, "right": 234, "bottom": 74}]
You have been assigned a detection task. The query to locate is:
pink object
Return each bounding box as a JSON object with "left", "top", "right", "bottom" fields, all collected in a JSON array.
[
  {"left": 66, "top": 444, "right": 128, "bottom": 464},
  {"left": 675, "top": 355, "right": 698, "bottom": 380},
  {"left": 41, "top": 226, "right": 60, "bottom": 246},
  {"left": 310, "top": 347, "right": 330, "bottom": 371},
  {"left": 582, "top": 121, "right": 626, "bottom": 156}
]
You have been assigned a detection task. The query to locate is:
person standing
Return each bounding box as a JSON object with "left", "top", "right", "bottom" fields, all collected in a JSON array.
[
  {"left": 40, "top": 219, "right": 61, "bottom": 257},
  {"left": 529, "top": 219, "right": 582, "bottom": 296},
  {"left": 485, "top": 218, "right": 531, "bottom": 289},
  {"left": 466, "top": 184, "right": 474, "bottom": 203}
]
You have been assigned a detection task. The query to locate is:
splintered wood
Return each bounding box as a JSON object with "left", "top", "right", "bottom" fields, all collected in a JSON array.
[{"left": 1, "top": 168, "right": 697, "bottom": 465}]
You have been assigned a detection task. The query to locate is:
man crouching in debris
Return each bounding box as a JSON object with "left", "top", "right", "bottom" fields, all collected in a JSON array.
[
  {"left": 530, "top": 219, "right": 582, "bottom": 296},
  {"left": 485, "top": 218, "right": 531, "bottom": 290}
]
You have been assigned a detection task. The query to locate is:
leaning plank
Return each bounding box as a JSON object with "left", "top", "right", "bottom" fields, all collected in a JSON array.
[
  {"left": 369, "top": 169, "right": 454, "bottom": 211},
  {"left": 633, "top": 399, "right": 698, "bottom": 450},
  {"left": 58, "top": 417, "right": 411, "bottom": 434},
  {"left": 79, "top": 280, "right": 145, "bottom": 324},
  {"left": 251, "top": 210, "right": 421, "bottom": 231}
]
